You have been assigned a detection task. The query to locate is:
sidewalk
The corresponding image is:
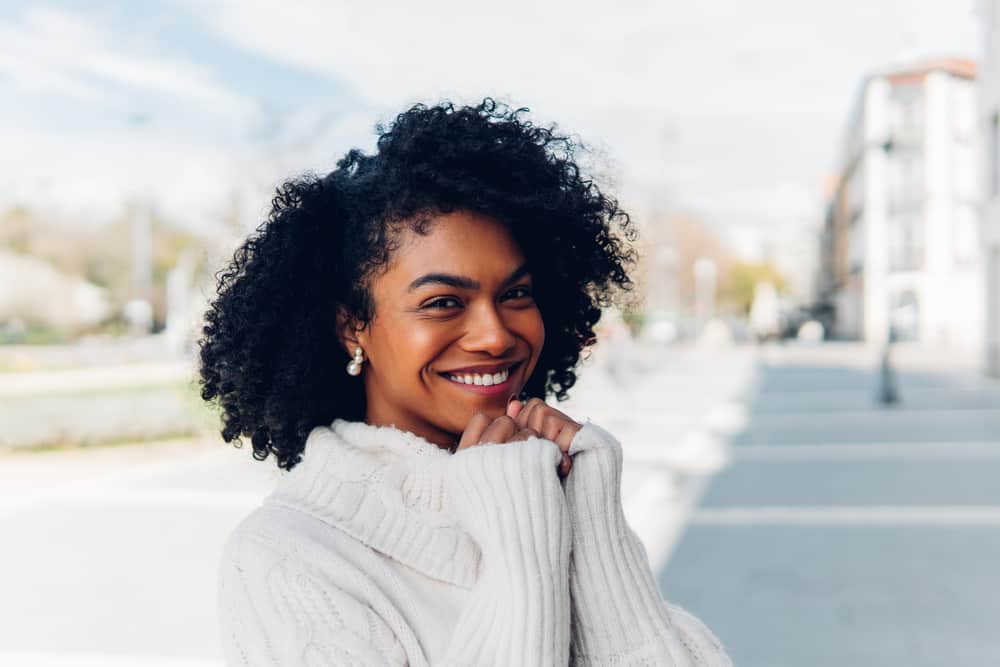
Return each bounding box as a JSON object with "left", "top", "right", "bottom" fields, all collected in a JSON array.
[
  {"left": 661, "top": 342, "right": 1000, "bottom": 667},
  {"left": 563, "top": 338, "right": 755, "bottom": 568}
]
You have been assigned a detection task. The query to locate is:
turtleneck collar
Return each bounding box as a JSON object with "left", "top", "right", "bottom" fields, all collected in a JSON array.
[{"left": 266, "top": 419, "right": 481, "bottom": 588}]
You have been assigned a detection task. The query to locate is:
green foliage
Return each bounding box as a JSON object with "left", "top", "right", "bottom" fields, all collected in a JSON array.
[
  {"left": 621, "top": 307, "right": 646, "bottom": 337},
  {"left": 0, "top": 204, "right": 212, "bottom": 337},
  {"left": 0, "top": 323, "right": 68, "bottom": 345},
  {"left": 718, "top": 261, "right": 787, "bottom": 315}
]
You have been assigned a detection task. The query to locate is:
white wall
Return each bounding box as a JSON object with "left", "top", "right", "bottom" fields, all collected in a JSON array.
[
  {"left": 861, "top": 78, "right": 892, "bottom": 345},
  {"left": 923, "top": 72, "right": 983, "bottom": 349},
  {"left": 981, "top": 0, "right": 1000, "bottom": 374}
]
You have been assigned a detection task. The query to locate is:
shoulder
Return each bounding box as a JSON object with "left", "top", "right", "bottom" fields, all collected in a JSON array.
[
  {"left": 220, "top": 501, "right": 378, "bottom": 589},
  {"left": 219, "top": 504, "right": 410, "bottom": 666}
]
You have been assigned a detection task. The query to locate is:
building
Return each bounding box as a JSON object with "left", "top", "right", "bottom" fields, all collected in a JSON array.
[
  {"left": 762, "top": 217, "right": 823, "bottom": 308},
  {"left": 981, "top": 3, "right": 1000, "bottom": 376},
  {"left": 818, "top": 59, "right": 983, "bottom": 349}
]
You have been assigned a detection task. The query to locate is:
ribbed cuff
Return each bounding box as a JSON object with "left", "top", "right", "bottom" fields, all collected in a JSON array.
[
  {"left": 565, "top": 423, "right": 728, "bottom": 666},
  {"left": 441, "top": 438, "right": 572, "bottom": 666}
]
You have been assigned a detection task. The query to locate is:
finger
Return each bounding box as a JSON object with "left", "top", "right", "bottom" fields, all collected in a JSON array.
[
  {"left": 478, "top": 415, "right": 518, "bottom": 445},
  {"left": 526, "top": 402, "right": 552, "bottom": 434},
  {"left": 512, "top": 426, "right": 539, "bottom": 442},
  {"left": 457, "top": 412, "right": 491, "bottom": 451},
  {"left": 506, "top": 397, "right": 524, "bottom": 419},
  {"left": 523, "top": 398, "right": 575, "bottom": 427},
  {"left": 520, "top": 398, "right": 550, "bottom": 433},
  {"left": 542, "top": 414, "right": 564, "bottom": 443},
  {"left": 514, "top": 397, "right": 546, "bottom": 429},
  {"left": 554, "top": 423, "right": 579, "bottom": 452}
]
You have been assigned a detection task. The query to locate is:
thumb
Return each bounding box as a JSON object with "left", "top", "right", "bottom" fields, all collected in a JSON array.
[{"left": 506, "top": 396, "right": 524, "bottom": 419}]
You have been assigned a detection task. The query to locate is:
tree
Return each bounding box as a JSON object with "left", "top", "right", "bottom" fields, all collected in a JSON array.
[{"left": 717, "top": 261, "right": 787, "bottom": 315}]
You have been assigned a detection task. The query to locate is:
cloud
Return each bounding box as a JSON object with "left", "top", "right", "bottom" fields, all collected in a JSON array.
[
  {"left": 0, "top": 1, "right": 982, "bottom": 255},
  {"left": 0, "top": 6, "right": 258, "bottom": 123},
  {"left": 0, "top": 124, "right": 255, "bottom": 228},
  {"left": 189, "top": 0, "right": 980, "bottom": 233}
]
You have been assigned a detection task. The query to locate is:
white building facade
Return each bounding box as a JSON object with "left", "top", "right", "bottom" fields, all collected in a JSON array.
[
  {"left": 981, "top": 3, "right": 1000, "bottom": 376},
  {"left": 819, "top": 60, "right": 983, "bottom": 349}
]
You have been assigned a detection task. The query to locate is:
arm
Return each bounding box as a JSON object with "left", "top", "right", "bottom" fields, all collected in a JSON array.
[
  {"left": 439, "top": 436, "right": 572, "bottom": 666},
  {"left": 563, "top": 422, "right": 732, "bottom": 667}
]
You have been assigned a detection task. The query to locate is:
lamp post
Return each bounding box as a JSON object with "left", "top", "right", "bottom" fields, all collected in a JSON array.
[
  {"left": 878, "top": 325, "right": 899, "bottom": 404},
  {"left": 877, "top": 137, "right": 899, "bottom": 405}
]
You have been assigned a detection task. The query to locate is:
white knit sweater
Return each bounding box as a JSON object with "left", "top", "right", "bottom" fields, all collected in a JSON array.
[{"left": 219, "top": 419, "right": 732, "bottom": 666}]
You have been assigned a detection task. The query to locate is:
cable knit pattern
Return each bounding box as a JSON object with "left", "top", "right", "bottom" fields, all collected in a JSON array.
[{"left": 218, "top": 419, "right": 730, "bottom": 666}]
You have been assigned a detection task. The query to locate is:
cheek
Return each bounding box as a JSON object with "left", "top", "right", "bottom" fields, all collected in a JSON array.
[
  {"left": 517, "top": 308, "right": 546, "bottom": 357},
  {"left": 531, "top": 312, "right": 546, "bottom": 351},
  {"left": 395, "top": 324, "right": 453, "bottom": 374}
]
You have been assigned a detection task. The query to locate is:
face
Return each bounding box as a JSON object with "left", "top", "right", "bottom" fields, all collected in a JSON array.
[{"left": 346, "top": 209, "right": 545, "bottom": 449}]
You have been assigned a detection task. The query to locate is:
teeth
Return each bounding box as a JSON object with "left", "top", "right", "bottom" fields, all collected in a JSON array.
[{"left": 447, "top": 367, "right": 511, "bottom": 386}]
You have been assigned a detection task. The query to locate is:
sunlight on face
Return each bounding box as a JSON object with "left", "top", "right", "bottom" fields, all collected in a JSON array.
[{"left": 355, "top": 209, "right": 545, "bottom": 449}]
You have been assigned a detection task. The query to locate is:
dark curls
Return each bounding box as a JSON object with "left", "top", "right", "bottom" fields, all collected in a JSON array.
[{"left": 198, "top": 99, "right": 636, "bottom": 470}]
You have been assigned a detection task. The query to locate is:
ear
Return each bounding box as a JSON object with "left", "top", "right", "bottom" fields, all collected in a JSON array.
[{"left": 336, "top": 306, "right": 367, "bottom": 357}]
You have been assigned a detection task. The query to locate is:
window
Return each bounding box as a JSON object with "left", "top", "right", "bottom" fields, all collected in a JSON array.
[
  {"left": 954, "top": 204, "right": 979, "bottom": 264},
  {"left": 890, "top": 85, "right": 924, "bottom": 146},
  {"left": 889, "top": 213, "right": 924, "bottom": 272},
  {"left": 954, "top": 144, "right": 978, "bottom": 201},
  {"left": 952, "top": 84, "right": 976, "bottom": 141},
  {"left": 889, "top": 153, "right": 924, "bottom": 215}
]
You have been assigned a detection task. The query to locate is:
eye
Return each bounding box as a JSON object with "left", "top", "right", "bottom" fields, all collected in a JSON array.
[
  {"left": 423, "top": 296, "right": 462, "bottom": 310},
  {"left": 502, "top": 285, "right": 533, "bottom": 301}
]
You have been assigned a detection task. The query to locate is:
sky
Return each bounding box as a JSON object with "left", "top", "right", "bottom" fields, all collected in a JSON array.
[{"left": 0, "top": 0, "right": 983, "bottom": 254}]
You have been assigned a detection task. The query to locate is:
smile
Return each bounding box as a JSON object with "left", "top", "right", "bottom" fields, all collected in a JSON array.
[{"left": 440, "top": 362, "right": 521, "bottom": 394}]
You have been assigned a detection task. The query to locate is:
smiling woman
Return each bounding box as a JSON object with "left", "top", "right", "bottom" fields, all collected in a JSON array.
[
  {"left": 356, "top": 210, "right": 546, "bottom": 450},
  {"left": 199, "top": 99, "right": 731, "bottom": 666}
]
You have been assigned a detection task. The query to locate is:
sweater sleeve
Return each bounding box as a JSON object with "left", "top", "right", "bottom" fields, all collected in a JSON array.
[
  {"left": 438, "top": 436, "right": 572, "bottom": 666},
  {"left": 218, "top": 530, "right": 408, "bottom": 667},
  {"left": 563, "top": 422, "right": 733, "bottom": 667}
]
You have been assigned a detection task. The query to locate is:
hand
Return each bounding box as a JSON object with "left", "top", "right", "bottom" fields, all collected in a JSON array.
[
  {"left": 507, "top": 398, "right": 581, "bottom": 479},
  {"left": 455, "top": 412, "right": 540, "bottom": 451}
]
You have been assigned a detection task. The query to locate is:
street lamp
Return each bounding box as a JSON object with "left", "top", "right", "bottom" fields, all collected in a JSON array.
[{"left": 878, "top": 136, "right": 899, "bottom": 405}]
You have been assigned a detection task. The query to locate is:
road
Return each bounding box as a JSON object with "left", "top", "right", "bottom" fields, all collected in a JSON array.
[
  {"left": 661, "top": 343, "right": 1000, "bottom": 667},
  {"left": 0, "top": 341, "right": 749, "bottom": 666}
]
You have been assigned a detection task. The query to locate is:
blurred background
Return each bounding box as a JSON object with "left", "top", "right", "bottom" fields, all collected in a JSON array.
[{"left": 1, "top": 1, "right": 999, "bottom": 665}]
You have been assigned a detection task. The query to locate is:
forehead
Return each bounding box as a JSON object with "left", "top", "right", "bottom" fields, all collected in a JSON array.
[{"left": 384, "top": 210, "right": 525, "bottom": 282}]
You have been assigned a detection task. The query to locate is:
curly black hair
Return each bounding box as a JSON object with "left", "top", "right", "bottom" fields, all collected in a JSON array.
[{"left": 198, "top": 99, "right": 636, "bottom": 470}]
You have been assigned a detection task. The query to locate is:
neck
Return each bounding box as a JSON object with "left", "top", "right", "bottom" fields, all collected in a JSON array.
[{"left": 364, "top": 405, "right": 458, "bottom": 453}]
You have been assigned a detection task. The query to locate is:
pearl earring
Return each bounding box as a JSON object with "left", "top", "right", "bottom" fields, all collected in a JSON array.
[{"left": 346, "top": 346, "right": 365, "bottom": 376}]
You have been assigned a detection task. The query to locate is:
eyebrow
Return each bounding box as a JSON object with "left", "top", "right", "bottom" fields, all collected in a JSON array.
[{"left": 407, "top": 262, "right": 531, "bottom": 292}]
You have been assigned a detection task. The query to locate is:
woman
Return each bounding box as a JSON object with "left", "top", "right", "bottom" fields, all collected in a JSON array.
[{"left": 201, "top": 99, "right": 731, "bottom": 666}]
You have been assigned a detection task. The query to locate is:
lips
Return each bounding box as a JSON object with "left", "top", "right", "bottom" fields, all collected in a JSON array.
[{"left": 439, "top": 361, "right": 522, "bottom": 393}]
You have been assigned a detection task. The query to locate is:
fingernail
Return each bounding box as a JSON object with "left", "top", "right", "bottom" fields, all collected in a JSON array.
[{"left": 507, "top": 393, "right": 517, "bottom": 406}]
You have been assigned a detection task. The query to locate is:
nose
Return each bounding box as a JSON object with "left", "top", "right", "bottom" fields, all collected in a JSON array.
[{"left": 460, "top": 302, "right": 517, "bottom": 357}]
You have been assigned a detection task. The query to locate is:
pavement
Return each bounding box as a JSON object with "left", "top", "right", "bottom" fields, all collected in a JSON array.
[{"left": 660, "top": 342, "right": 1000, "bottom": 667}]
